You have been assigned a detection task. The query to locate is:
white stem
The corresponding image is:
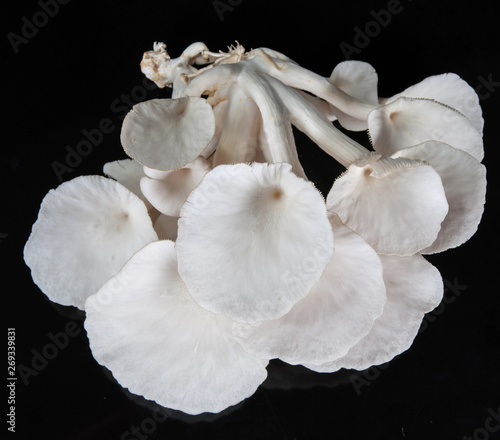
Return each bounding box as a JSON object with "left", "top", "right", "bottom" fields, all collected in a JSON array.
[
  {"left": 238, "top": 70, "right": 307, "bottom": 179},
  {"left": 248, "top": 51, "right": 376, "bottom": 122},
  {"left": 180, "top": 42, "right": 210, "bottom": 61},
  {"left": 182, "top": 64, "right": 242, "bottom": 98},
  {"left": 213, "top": 85, "right": 262, "bottom": 166},
  {"left": 266, "top": 75, "right": 371, "bottom": 168}
]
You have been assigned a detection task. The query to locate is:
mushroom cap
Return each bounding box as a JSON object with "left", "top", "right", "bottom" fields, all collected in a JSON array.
[
  {"left": 327, "top": 156, "right": 449, "bottom": 256},
  {"left": 386, "top": 73, "right": 484, "bottom": 135},
  {"left": 329, "top": 60, "right": 379, "bottom": 131},
  {"left": 368, "top": 97, "right": 484, "bottom": 161},
  {"left": 304, "top": 253, "right": 443, "bottom": 372},
  {"left": 121, "top": 97, "right": 215, "bottom": 171},
  {"left": 233, "top": 216, "right": 386, "bottom": 365},
  {"left": 84, "top": 240, "right": 268, "bottom": 415},
  {"left": 176, "top": 162, "right": 334, "bottom": 323},
  {"left": 24, "top": 176, "right": 158, "bottom": 309},
  {"left": 394, "top": 141, "right": 487, "bottom": 254},
  {"left": 103, "top": 159, "right": 152, "bottom": 210}
]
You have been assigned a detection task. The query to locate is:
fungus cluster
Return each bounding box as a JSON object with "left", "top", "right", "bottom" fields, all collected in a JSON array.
[{"left": 24, "top": 41, "right": 486, "bottom": 415}]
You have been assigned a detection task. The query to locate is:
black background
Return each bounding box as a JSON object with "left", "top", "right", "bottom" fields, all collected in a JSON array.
[{"left": 3, "top": 0, "right": 499, "bottom": 439}]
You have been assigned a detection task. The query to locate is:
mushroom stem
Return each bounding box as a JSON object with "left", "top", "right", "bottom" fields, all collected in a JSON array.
[
  {"left": 213, "top": 85, "right": 261, "bottom": 166},
  {"left": 238, "top": 71, "right": 307, "bottom": 178},
  {"left": 266, "top": 75, "right": 371, "bottom": 168},
  {"left": 183, "top": 64, "right": 242, "bottom": 97},
  {"left": 249, "top": 50, "right": 376, "bottom": 122}
]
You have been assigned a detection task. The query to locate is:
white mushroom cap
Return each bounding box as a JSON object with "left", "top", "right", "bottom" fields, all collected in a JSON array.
[
  {"left": 233, "top": 216, "right": 386, "bottom": 365},
  {"left": 84, "top": 240, "right": 268, "bottom": 415},
  {"left": 121, "top": 97, "right": 215, "bottom": 171},
  {"left": 103, "top": 159, "right": 152, "bottom": 210},
  {"left": 329, "top": 60, "right": 379, "bottom": 131},
  {"left": 304, "top": 253, "right": 443, "bottom": 372},
  {"left": 327, "top": 156, "right": 449, "bottom": 256},
  {"left": 368, "top": 97, "right": 484, "bottom": 161},
  {"left": 24, "top": 176, "right": 158, "bottom": 309},
  {"left": 176, "top": 162, "right": 334, "bottom": 323},
  {"left": 393, "top": 141, "right": 487, "bottom": 254},
  {"left": 384, "top": 73, "right": 484, "bottom": 135},
  {"left": 141, "top": 156, "right": 212, "bottom": 217}
]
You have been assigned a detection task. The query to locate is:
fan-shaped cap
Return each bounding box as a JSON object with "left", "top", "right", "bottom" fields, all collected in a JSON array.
[
  {"left": 24, "top": 176, "right": 158, "bottom": 309},
  {"left": 84, "top": 240, "right": 268, "bottom": 415},
  {"left": 305, "top": 253, "right": 443, "bottom": 372},
  {"left": 394, "top": 141, "right": 486, "bottom": 254},
  {"left": 329, "top": 60, "right": 379, "bottom": 131},
  {"left": 368, "top": 97, "right": 483, "bottom": 161},
  {"left": 233, "top": 216, "right": 386, "bottom": 365},
  {"left": 386, "top": 73, "right": 483, "bottom": 135},
  {"left": 121, "top": 97, "right": 215, "bottom": 171},
  {"left": 103, "top": 159, "right": 152, "bottom": 210},
  {"left": 176, "top": 162, "right": 334, "bottom": 323},
  {"left": 327, "top": 156, "right": 449, "bottom": 256}
]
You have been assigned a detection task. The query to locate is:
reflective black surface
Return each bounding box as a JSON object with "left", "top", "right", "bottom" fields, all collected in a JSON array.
[{"left": 5, "top": 1, "right": 499, "bottom": 439}]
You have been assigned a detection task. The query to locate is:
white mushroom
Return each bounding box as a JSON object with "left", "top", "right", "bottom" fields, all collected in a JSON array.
[
  {"left": 84, "top": 240, "right": 268, "bottom": 415},
  {"left": 382, "top": 72, "right": 484, "bottom": 135},
  {"left": 248, "top": 51, "right": 484, "bottom": 161},
  {"left": 328, "top": 60, "right": 379, "bottom": 131},
  {"left": 304, "top": 253, "right": 443, "bottom": 372},
  {"left": 368, "top": 97, "right": 483, "bottom": 160},
  {"left": 121, "top": 97, "right": 215, "bottom": 171},
  {"left": 24, "top": 176, "right": 158, "bottom": 309},
  {"left": 327, "top": 156, "right": 449, "bottom": 256},
  {"left": 233, "top": 216, "right": 386, "bottom": 365},
  {"left": 393, "top": 141, "right": 487, "bottom": 254},
  {"left": 176, "top": 162, "right": 334, "bottom": 323}
]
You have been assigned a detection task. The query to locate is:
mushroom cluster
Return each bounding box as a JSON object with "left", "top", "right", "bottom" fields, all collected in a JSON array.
[{"left": 24, "top": 41, "right": 486, "bottom": 415}]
